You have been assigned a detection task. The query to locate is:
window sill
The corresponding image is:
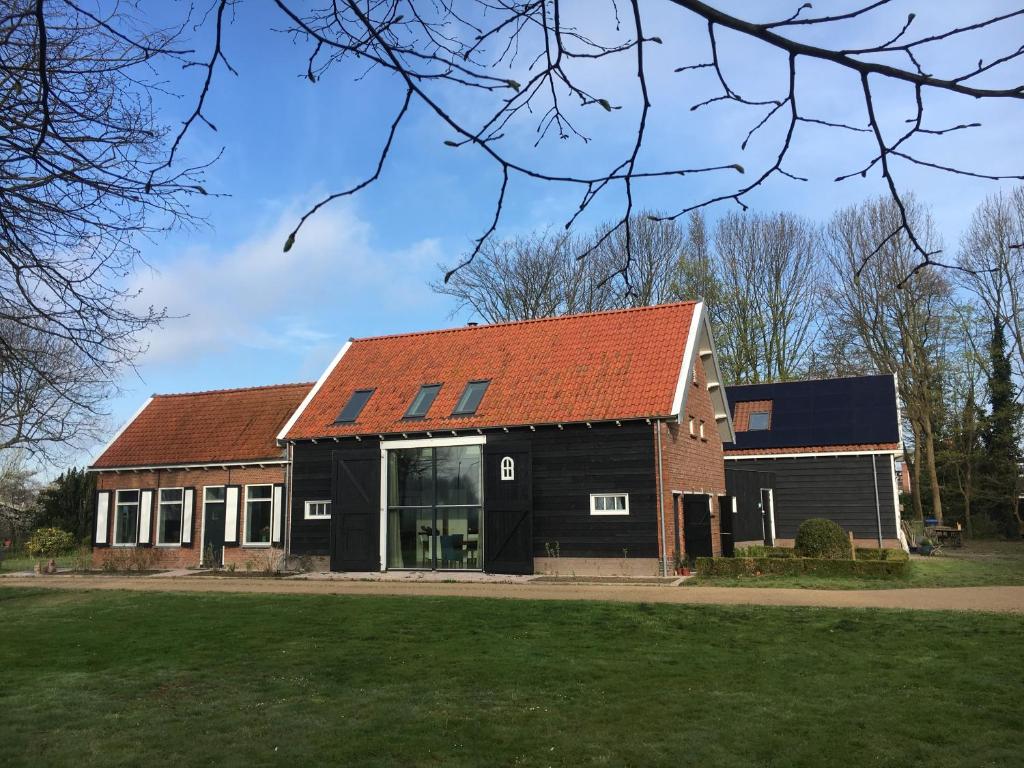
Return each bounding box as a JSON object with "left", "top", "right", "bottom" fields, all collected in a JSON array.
[
  {"left": 112, "top": 543, "right": 137, "bottom": 548},
  {"left": 304, "top": 517, "right": 332, "bottom": 522},
  {"left": 590, "top": 511, "right": 630, "bottom": 517},
  {"left": 242, "top": 542, "right": 272, "bottom": 548},
  {"left": 155, "top": 543, "right": 181, "bottom": 548}
]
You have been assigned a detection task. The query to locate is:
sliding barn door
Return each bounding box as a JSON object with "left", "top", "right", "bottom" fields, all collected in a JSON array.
[
  {"left": 483, "top": 442, "right": 533, "bottom": 574},
  {"left": 331, "top": 446, "right": 381, "bottom": 572}
]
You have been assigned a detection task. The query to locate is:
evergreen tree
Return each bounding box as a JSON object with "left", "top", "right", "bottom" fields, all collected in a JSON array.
[
  {"left": 33, "top": 468, "right": 95, "bottom": 542},
  {"left": 979, "top": 321, "right": 1023, "bottom": 537}
]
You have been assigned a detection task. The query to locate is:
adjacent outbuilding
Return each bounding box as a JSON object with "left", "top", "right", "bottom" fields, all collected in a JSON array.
[
  {"left": 724, "top": 375, "right": 905, "bottom": 550},
  {"left": 281, "top": 302, "right": 734, "bottom": 576},
  {"left": 88, "top": 382, "right": 312, "bottom": 570}
]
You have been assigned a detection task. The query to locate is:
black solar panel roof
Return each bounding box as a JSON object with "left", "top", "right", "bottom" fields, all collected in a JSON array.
[{"left": 724, "top": 374, "right": 900, "bottom": 451}]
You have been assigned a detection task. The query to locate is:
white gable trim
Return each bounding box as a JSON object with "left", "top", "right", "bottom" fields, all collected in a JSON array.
[
  {"left": 670, "top": 302, "right": 735, "bottom": 443},
  {"left": 89, "top": 397, "right": 153, "bottom": 467},
  {"left": 277, "top": 341, "right": 352, "bottom": 442}
]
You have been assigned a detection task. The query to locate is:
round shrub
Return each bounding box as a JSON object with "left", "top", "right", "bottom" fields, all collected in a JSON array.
[
  {"left": 26, "top": 527, "right": 76, "bottom": 559},
  {"left": 794, "top": 518, "right": 850, "bottom": 560}
]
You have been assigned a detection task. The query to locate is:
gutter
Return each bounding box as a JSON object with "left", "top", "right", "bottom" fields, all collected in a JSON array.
[{"left": 655, "top": 420, "right": 669, "bottom": 577}]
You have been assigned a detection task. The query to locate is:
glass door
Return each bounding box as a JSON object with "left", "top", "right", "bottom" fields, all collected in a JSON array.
[{"left": 386, "top": 444, "right": 482, "bottom": 570}]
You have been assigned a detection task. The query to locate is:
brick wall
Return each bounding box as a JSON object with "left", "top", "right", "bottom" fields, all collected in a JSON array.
[
  {"left": 656, "top": 356, "right": 727, "bottom": 565},
  {"left": 93, "top": 466, "right": 287, "bottom": 570}
]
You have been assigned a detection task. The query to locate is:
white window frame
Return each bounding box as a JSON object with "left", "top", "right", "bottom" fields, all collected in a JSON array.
[
  {"left": 590, "top": 493, "right": 630, "bottom": 516},
  {"left": 304, "top": 500, "right": 332, "bottom": 520},
  {"left": 688, "top": 417, "right": 695, "bottom": 436},
  {"left": 113, "top": 489, "right": 141, "bottom": 546},
  {"left": 156, "top": 487, "right": 185, "bottom": 547},
  {"left": 243, "top": 484, "right": 274, "bottom": 547},
  {"left": 500, "top": 456, "right": 515, "bottom": 481},
  {"left": 699, "top": 420, "right": 706, "bottom": 440}
]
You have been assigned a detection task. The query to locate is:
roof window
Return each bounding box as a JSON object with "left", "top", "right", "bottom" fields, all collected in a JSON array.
[
  {"left": 748, "top": 411, "right": 771, "bottom": 431},
  {"left": 335, "top": 389, "right": 374, "bottom": 423},
  {"left": 404, "top": 384, "right": 441, "bottom": 419},
  {"left": 452, "top": 380, "right": 490, "bottom": 416}
]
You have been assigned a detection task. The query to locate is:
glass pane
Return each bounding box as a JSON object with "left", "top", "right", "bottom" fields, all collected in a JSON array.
[
  {"left": 453, "top": 381, "right": 489, "bottom": 415},
  {"left": 386, "top": 507, "right": 434, "bottom": 568},
  {"left": 118, "top": 490, "right": 139, "bottom": 503},
  {"left": 438, "top": 507, "right": 481, "bottom": 569},
  {"left": 388, "top": 448, "right": 434, "bottom": 506},
  {"left": 115, "top": 504, "right": 138, "bottom": 543},
  {"left": 246, "top": 500, "right": 272, "bottom": 543},
  {"left": 337, "top": 389, "right": 374, "bottom": 423},
  {"left": 749, "top": 411, "right": 770, "bottom": 430},
  {"left": 615, "top": 496, "right": 626, "bottom": 510},
  {"left": 405, "top": 384, "right": 441, "bottom": 418},
  {"left": 160, "top": 488, "right": 183, "bottom": 503},
  {"left": 594, "top": 496, "right": 605, "bottom": 511},
  {"left": 248, "top": 485, "right": 273, "bottom": 501},
  {"left": 159, "top": 503, "right": 182, "bottom": 543},
  {"left": 205, "top": 486, "right": 225, "bottom": 503},
  {"left": 435, "top": 445, "right": 481, "bottom": 505}
]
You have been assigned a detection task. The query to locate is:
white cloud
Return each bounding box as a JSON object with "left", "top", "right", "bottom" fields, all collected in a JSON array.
[{"left": 130, "top": 202, "right": 443, "bottom": 365}]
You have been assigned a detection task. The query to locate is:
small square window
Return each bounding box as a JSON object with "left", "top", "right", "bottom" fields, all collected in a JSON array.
[
  {"left": 688, "top": 417, "right": 695, "bottom": 436},
  {"left": 748, "top": 411, "right": 771, "bottom": 431},
  {"left": 405, "top": 384, "right": 441, "bottom": 419},
  {"left": 590, "top": 493, "right": 629, "bottom": 516},
  {"left": 304, "top": 500, "right": 332, "bottom": 520},
  {"left": 699, "top": 420, "right": 706, "bottom": 439}
]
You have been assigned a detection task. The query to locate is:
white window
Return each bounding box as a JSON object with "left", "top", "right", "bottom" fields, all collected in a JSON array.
[
  {"left": 156, "top": 487, "right": 184, "bottom": 546},
  {"left": 500, "top": 456, "right": 515, "bottom": 481},
  {"left": 692, "top": 364, "right": 698, "bottom": 384},
  {"left": 304, "top": 500, "right": 332, "bottom": 520},
  {"left": 244, "top": 484, "right": 273, "bottom": 545},
  {"left": 113, "top": 489, "right": 140, "bottom": 545},
  {"left": 688, "top": 417, "right": 695, "bottom": 436},
  {"left": 699, "top": 420, "right": 706, "bottom": 439},
  {"left": 590, "top": 493, "right": 630, "bottom": 516}
]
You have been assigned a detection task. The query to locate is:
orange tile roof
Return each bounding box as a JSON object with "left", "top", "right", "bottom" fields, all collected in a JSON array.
[
  {"left": 725, "top": 443, "right": 901, "bottom": 455},
  {"left": 92, "top": 382, "right": 314, "bottom": 469},
  {"left": 286, "top": 303, "right": 698, "bottom": 439}
]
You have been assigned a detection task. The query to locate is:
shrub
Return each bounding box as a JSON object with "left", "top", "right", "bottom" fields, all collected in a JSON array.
[
  {"left": 795, "top": 519, "right": 851, "bottom": 560},
  {"left": 855, "top": 548, "right": 909, "bottom": 561},
  {"left": 25, "top": 527, "right": 76, "bottom": 559},
  {"left": 696, "top": 556, "right": 909, "bottom": 579},
  {"left": 735, "top": 545, "right": 796, "bottom": 559}
]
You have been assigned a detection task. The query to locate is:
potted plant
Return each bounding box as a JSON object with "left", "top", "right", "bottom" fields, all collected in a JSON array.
[{"left": 674, "top": 554, "right": 691, "bottom": 576}]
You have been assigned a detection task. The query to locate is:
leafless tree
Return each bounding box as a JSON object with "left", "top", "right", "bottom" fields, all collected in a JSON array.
[
  {"left": 2, "top": 1, "right": 209, "bottom": 458},
  {"left": 822, "top": 195, "right": 952, "bottom": 521},
  {"left": 693, "top": 211, "right": 822, "bottom": 384},
  {"left": 161, "top": 0, "right": 1024, "bottom": 286},
  {"left": 956, "top": 187, "right": 1024, "bottom": 390},
  {"left": 433, "top": 212, "right": 683, "bottom": 322}
]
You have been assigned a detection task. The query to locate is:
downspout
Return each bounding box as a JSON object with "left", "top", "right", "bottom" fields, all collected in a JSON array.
[
  {"left": 655, "top": 420, "right": 669, "bottom": 577},
  {"left": 284, "top": 441, "right": 294, "bottom": 566},
  {"left": 872, "top": 454, "right": 883, "bottom": 548}
]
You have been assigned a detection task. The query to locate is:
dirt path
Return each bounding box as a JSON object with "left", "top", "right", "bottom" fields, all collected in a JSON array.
[{"left": 4, "top": 574, "right": 1024, "bottom": 613}]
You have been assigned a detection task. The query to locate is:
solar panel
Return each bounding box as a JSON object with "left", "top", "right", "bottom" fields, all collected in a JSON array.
[
  {"left": 335, "top": 389, "right": 374, "bottom": 423},
  {"left": 452, "top": 380, "right": 490, "bottom": 416}
]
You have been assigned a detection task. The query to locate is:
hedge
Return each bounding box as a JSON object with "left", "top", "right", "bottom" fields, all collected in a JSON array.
[
  {"left": 854, "top": 548, "right": 909, "bottom": 562},
  {"left": 696, "top": 556, "right": 910, "bottom": 579},
  {"left": 734, "top": 545, "right": 909, "bottom": 562},
  {"left": 795, "top": 518, "right": 852, "bottom": 559}
]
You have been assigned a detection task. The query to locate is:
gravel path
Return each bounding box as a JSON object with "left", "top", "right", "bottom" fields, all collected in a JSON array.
[{"left": 4, "top": 574, "right": 1024, "bottom": 613}]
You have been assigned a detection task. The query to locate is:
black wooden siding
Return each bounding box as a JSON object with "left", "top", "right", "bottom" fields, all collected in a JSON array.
[
  {"left": 726, "top": 453, "right": 898, "bottom": 540},
  {"left": 287, "top": 423, "right": 661, "bottom": 564}
]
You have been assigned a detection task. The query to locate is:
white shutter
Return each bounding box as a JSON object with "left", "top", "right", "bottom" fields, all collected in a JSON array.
[
  {"left": 224, "top": 486, "right": 239, "bottom": 543},
  {"left": 271, "top": 485, "right": 284, "bottom": 545},
  {"left": 138, "top": 490, "right": 153, "bottom": 544},
  {"left": 181, "top": 488, "right": 195, "bottom": 545},
  {"left": 95, "top": 491, "right": 110, "bottom": 545}
]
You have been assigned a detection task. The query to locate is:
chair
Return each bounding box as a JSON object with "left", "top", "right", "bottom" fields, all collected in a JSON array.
[{"left": 440, "top": 534, "right": 465, "bottom": 568}]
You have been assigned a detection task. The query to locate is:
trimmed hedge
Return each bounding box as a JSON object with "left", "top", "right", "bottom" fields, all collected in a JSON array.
[
  {"left": 733, "top": 545, "right": 797, "bottom": 559},
  {"left": 854, "top": 548, "right": 909, "bottom": 562},
  {"left": 696, "top": 556, "right": 910, "bottom": 579}
]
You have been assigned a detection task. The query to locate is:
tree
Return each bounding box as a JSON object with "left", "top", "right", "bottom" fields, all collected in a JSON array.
[
  {"left": 2, "top": 1, "right": 204, "bottom": 460},
  {"left": 0, "top": 450, "right": 39, "bottom": 546},
  {"left": 822, "top": 195, "right": 951, "bottom": 521},
  {"left": 33, "top": 466, "right": 95, "bottom": 543},
  {"left": 957, "top": 187, "right": 1024, "bottom": 389},
  {"left": 708, "top": 211, "right": 822, "bottom": 384},
  {"left": 978, "top": 321, "right": 1023, "bottom": 538}
]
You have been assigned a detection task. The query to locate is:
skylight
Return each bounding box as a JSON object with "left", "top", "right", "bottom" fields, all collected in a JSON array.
[
  {"left": 452, "top": 380, "right": 490, "bottom": 416},
  {"left": 335, "top": 389, "right": 374, "bottom": 423},
  {"left": 748, "top": 411, "right": 770, "bottom": 431},
  {"left": 404, "top": 384, "right": 441, "bottom": 419}
]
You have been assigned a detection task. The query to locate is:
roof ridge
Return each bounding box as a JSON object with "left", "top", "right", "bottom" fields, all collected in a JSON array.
[
  {"left": 352, "top": 301, "right": 699, "bottom": 344},
  {"left": 727, "top": 373, "right": 892, "bottom": 388},
  {"left": 153, "top": 381, "right": 315, "bottom": 399}
]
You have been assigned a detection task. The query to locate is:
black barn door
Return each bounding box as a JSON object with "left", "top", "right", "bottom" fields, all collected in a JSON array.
[
  {"left": 331, "top": 446, "right": 380, "bottom": 571},
  {"left": 683, "top": 494, "right": 714, "bottom": 560},
  {"left": 718, "top": 495, "right": 735, "bottom": 557},
  {"left": 483, "top": 443, "right": 533, "bottom": 574}
]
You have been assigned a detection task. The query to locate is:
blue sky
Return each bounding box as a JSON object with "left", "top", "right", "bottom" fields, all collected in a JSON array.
[{"left": 86, "top": 0, "right": 1024, "bottom": 464}]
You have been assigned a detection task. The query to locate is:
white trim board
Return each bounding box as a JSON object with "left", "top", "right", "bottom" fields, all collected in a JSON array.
[
  {"left": 671, "top": 302, "right": 705, "bottom": 420},
  {"left": 89, "top": 459, "right": 288, "bottom": 473},
  {"left": 380, "top": 435, "right": 486, "bottom": 451},
  {"left": 725, "top": 449, "right": 903, "bottom": 460},
  {"left": 277, "top": 341, "right": 352, "bottom": 442},
  {"left": 89, "top": 397, "right": 153, "bottom": 467},
  {"left": 669, "top": 302, "right": 735, "bottom": 443}
]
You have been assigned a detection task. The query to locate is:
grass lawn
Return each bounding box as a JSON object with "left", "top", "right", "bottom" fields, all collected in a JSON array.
[
  {"left": 690, "top": 540, "right": 1024, "bottom": 590},
  {"left": 1, "top": 588, "right": 1022, "bottom": 767},
  {"left": 0, "top": 553, "right": 77, "bottom": 573}
]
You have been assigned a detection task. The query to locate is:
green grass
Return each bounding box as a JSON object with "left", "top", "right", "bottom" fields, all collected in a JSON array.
[
  {"left": 0, "top": 553, "right": 76, "bottom": 572},
  {"left": 690, "top": 540, "right": 1024, "bottom": 590},
  {"left": 1, "top": 588, "right": 1022, "bottom": 767}
]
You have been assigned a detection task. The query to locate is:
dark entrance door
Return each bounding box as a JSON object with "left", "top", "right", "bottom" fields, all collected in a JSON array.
[
  {"left": 718, "top": 495, "right": 735, "bottom": 557},
  {"left": 202, "top": 489, "right": 226, "bottom": 567},
  {"left": 682, "top": 494, "right": 714, "bottom": 560},
  {"left": 331, "top": 447, "right": 381, "bottom": 571},
  {"left": 483, "top": 442, "right": 533, "bottom": 574}
]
